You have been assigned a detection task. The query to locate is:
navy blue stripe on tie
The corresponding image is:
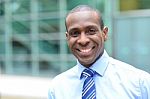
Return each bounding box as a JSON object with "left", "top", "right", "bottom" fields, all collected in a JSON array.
[{"left": 81, "top": 69, "right": 96, "bottom": 99}]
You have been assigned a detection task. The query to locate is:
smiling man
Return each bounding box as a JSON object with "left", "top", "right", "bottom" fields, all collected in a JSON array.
[
  {"left": 65, "top": 8, "right": 108, "bottom": 67},
  {"left": 48, "top": 5, "right": 150, "bottom": 99}
]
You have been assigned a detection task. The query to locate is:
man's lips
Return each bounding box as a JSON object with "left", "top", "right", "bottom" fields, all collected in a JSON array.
[
  {"left": 80, "top": 48, "right": 92, "bottom": 53},
  {"left": 76, "top": 46, "right": 95, "bottom": 53}
]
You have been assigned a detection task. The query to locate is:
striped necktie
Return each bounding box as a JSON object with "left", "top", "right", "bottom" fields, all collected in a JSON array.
[{"left": 81, "top": 69, "right": 96, "bottom": 99}]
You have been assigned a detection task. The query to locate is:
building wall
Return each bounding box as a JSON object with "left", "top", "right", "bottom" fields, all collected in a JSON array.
[
  {"left": 113, "top": 0, "right": 150, "bottom": 73},
  {"left": 0, "top": 0, "right": 105, "bottom": 77},
  {"left": 113, "top": 11, "right": 150, "bottom": 73}
]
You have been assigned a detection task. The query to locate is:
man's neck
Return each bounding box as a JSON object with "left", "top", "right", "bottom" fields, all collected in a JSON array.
[{"left": 82, "top": 50, "right": 104, "bottom": 68}]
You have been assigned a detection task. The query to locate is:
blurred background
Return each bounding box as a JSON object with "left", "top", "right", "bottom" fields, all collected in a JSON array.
[{"left": 0, "top": 0, "right": 150, "bottom": 99}]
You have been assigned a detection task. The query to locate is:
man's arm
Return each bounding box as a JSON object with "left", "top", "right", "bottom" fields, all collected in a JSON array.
[
  {"left": 140, "top": 71, "right": 150, "bottom": 99},
  {"left": 48, "top": 88, "right": 55, "bottom": 99}
]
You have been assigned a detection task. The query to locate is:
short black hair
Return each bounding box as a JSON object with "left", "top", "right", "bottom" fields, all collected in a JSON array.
[{"left": 65, "top": 5, "right": 104, "bottom": 31}]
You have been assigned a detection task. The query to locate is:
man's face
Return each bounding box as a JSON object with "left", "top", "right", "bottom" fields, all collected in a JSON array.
[{"left": 66, "top": 11, "right": 108, "bottom": 67}]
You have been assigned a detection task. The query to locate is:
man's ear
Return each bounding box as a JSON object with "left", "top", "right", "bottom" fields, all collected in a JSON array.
[
  {"left": 102, "top": 26, "right": 108, "bottom": 41},
  {"left": 66, "top": 32, "right": 69, "bottom": 40}
]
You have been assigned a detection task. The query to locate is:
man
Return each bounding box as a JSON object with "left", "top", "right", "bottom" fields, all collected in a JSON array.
[{"left": 48, "top": 5, "right": 150, "bottom": 99}]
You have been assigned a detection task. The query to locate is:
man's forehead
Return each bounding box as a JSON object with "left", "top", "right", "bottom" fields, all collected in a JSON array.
[{"left": 66, "top": 11, "right": 101, "bottom": 30}]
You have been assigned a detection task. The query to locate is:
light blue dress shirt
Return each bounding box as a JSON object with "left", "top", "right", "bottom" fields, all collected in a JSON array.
[{"left": 48, "top": 50, "right": 150, "bottom": 99}]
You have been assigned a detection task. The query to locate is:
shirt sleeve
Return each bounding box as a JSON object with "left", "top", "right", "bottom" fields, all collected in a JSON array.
[
  {"left": 48, "top": 87, "right": 55, "bottom": 99},
  {"left": 139, "top": 71, "right": 150, "bottom": 99}
]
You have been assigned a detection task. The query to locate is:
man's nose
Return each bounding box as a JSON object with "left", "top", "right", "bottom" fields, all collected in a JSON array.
[{"left": 77, "top": 32, "right": 90, "bottom": 46}]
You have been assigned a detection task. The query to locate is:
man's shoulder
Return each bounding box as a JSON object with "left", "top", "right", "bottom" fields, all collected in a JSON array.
[
  {"left": 109, "top": 57, "right": 141, "bottom": 71},
  {"left": 108, "top": 57, "right": 150, "bottom": 79}
]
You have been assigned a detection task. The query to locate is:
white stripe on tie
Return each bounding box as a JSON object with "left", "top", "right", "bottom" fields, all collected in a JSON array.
[{"left": 81, "top": 69, "right": 96, "bottom": 99}]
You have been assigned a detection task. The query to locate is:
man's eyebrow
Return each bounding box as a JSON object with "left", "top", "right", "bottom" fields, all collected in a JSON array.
[
  {"left": 85, "top": 25, "right": 98, "bottom": 29},
  {"left": 68, "top": 28, "right": 79, "bottom": 32},
  {"left": 86, "top": 25, "right": 96, "bottom": 28}
]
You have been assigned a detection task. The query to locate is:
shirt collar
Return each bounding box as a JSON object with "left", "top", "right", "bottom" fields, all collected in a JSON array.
[{"left": 77, "top": 50, "right": 109, "bottom": 79}]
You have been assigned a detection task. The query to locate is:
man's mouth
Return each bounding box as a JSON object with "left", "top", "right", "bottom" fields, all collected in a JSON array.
[
  {"left": 80, "top": 48, "right": 92, "bottom": 53},
  {"left": 76, "top": 46, "right": 95, "bottom": 53}
]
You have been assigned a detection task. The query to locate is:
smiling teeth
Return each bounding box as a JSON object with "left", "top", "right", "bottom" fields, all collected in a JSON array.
[{"left": 80, "top": 48, "right": 91, "bottom": 53}]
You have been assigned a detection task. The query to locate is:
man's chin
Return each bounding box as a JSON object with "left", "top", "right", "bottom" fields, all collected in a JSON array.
[{"left": 79, "top": 59, "right": 94, "bottom": 67}]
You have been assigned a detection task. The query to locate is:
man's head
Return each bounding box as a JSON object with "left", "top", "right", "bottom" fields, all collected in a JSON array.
[
  {"left": 65, "top": 5, "right": 104, "bottom": 31},
  {"left": 65, "top": 5, "right": 108, "bottom": 67}
]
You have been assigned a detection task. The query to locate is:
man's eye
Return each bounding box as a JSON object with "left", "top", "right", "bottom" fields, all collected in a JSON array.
[
  {"left": 87, "top": 28, "right": 97, "bottom": 35},
  {"left": 69, "top": 31, "right": 80, "bottom": 37}
]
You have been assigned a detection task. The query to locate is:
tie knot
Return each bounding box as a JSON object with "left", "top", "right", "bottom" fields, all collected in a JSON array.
[{"left": 81, "top": 69, "right": 96, "bottom": 78}]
